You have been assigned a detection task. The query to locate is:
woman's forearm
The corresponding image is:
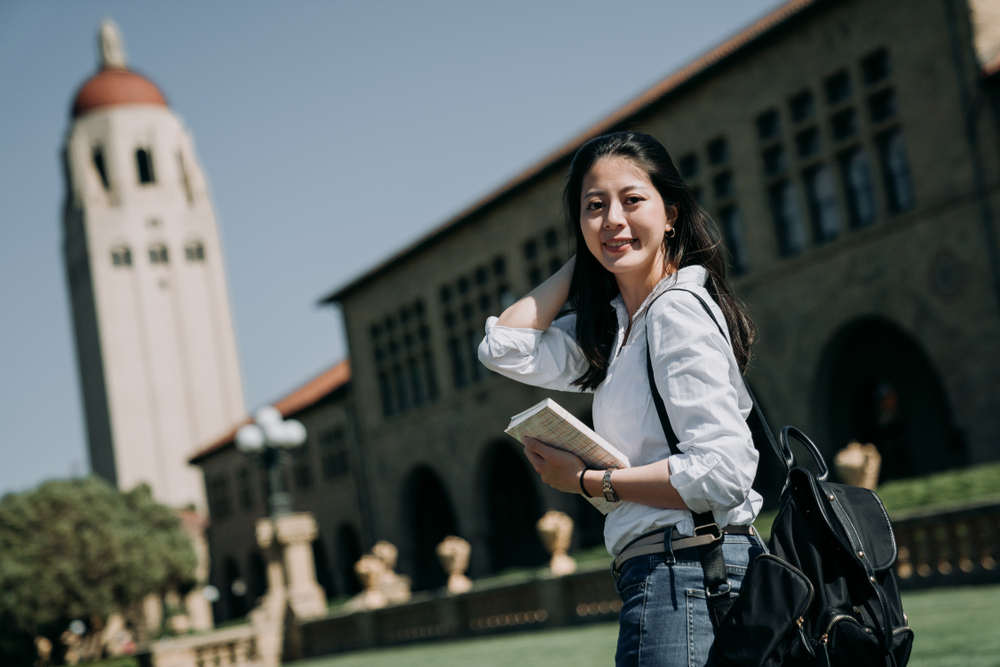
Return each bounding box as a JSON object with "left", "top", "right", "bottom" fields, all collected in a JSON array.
[
  {"left": 496, "top": 256, "right": 575, "bottom": 330},
  {"left": 581, "top": 462, "right": 687, "bottom": 510}
]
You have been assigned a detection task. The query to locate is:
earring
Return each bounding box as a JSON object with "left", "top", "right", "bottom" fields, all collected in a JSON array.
[{"left": 665, "top": 227, "right": 676, "bottom": 239}]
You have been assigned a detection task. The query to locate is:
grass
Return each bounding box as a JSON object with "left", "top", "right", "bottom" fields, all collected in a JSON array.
[{"left": 287, "top": 584, "right": 1000, "bottom": 667}]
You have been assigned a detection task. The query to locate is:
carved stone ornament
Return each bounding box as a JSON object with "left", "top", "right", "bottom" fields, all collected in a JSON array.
[
  {"left": 436, "top": 535, "right": 473, "bottom": 594},
  {"left": 537, "top": 510, "right": 577, "bottom": 576}
]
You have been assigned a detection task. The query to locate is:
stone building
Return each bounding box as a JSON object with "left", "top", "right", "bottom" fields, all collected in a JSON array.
[
  {"left": 63, "top": 21, "right": 246, "bottom": 511},
  {"left": 193, "top": 0, "right": 1000, "bottom": 618},
  {"left": 189, "top": 362, "right": 370, "bottom": 620}
]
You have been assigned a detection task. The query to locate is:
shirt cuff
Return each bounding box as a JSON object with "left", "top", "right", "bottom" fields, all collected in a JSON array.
[{"left": 667, "top": 451, "right": 723, "bottom": 514}]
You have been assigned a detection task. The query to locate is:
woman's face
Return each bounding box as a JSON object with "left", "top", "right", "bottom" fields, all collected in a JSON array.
[{"left": 579, "top": 156, "right": 676, "bottom": 284}]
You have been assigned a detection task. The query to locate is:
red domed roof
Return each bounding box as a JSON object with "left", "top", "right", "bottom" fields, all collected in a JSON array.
[{"left": 71, "top": 67, "right": 167, "bottom": 118}]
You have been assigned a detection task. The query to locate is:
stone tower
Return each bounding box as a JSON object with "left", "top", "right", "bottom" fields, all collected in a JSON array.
[{"left": 62, "top": 20, "right": 245, "bottom": 510}]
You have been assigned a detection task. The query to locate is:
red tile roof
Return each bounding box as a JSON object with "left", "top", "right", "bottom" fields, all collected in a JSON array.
[
  {"left": 188, "top": 360, "right": 350, "bottom": 464},
  {"left": 320, "top": 0, "right": 819, "bottom": 303}
]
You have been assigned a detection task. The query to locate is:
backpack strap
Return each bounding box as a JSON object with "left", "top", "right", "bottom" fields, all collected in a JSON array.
[{"left": 643, "top": 286, "right": 776, "bottom": 629}]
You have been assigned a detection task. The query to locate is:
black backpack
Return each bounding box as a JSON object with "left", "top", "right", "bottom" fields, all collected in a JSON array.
[{"left": 644, "top": 289, "right": 913, "bottom": 667}]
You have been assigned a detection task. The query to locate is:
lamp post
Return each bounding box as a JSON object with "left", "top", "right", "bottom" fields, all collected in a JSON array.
[{"left": 235, "top": 406, "right": 306, "bottom": 519}]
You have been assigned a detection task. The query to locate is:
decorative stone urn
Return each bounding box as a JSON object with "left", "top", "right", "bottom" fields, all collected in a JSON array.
[
  {"left": 537, "top": 510, "right": 576, "bottom": 576},
  {"left": 436, "top": 535, "right": 473, "bottom": 594},
  {"left": 834, "top": 441, "right": 882, "bottom": 489},
  {"left": 372, "top": 540, "right": 412, "bottom": 604},
  {"left": 347, "top": 554, "right": 389, "bottom": 610}
]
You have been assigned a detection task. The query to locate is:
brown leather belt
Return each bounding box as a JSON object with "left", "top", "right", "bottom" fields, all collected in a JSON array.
[{"left": 612, "top": 525, "right": 756, "bottom": 575}]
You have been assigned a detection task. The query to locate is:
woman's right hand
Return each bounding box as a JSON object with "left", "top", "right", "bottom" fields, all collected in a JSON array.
[{"left": 496, "top": 255, "right": 575, "bottom": 330}]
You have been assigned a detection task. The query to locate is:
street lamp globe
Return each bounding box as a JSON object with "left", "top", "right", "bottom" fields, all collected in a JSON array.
[{"left": 235, "top": 423, "right": 265, "bottom": 454}]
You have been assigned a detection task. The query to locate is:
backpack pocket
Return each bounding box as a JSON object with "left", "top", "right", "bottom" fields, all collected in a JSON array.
[
  {"left": 819, "top": 614, "right": 881, "bottom": 667},
  {"left": 707, "top": 554, "right": 813, "bottom": 666}
]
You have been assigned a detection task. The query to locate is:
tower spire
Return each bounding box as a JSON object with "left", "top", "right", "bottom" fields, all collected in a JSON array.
[{"left": 99, "top": 19, "right": 127, "bottom": 69}]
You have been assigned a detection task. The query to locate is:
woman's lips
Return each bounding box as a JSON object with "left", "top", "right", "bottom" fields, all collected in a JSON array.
[{"left": 603, "top": 239, "right": 637, "bottom": 254}]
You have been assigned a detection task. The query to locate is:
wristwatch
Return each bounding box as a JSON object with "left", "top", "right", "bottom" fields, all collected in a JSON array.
[{"left": 602, "top": 469, "right": 619, "bottom": 503}]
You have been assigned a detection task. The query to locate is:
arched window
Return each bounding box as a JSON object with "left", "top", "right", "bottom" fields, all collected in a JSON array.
[
  {"left": 184, "top": 240, "right": 206, "bottom": 262},
  {"left": 136, "top": 147, "right": 155, "bottom": 184},
  {"left": 110, "top": 245, "right": 132, "bottom": 267},
  {"left": 92, "top": 146, "right": 110, "bottom": 190},
  {"left": 148, "top": 243, "right": 169, "bottom": 264}
]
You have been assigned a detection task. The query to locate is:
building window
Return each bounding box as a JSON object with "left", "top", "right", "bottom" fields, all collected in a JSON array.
[
  {"left": 789, "top": 89, "right": 815, "bottom": 123},
  {"left": 136, "top": 147, "right": 156, "bottom": 185},
  {"left": 718, "top": 205, "right": 748, "bottom": 275},
  {"left": 867, "top": 88, "right": 897, "bottom": 124},
  {"left": 769, "top": 180, "right": 806, "bottom": 256},
  {"left": 763, "top": 145, "right": 786, "bottom": 177},
  {"left": 441, "top": 254, "right": 511, "bottom": 390},
  {"left": 110, "top": 245, "right": 132, "bottom": 267},
  {"left": 679, "top": 153, "right": 698, "bottom": 179},
  {"left": 712, "top": 171, "right": 733, "bottom": 200},
  {"left": 148, "top": 243, "right": 169, "bottom": 264},
  {"left": 824, "top": 69, "right": 852, "bottom": 105},
  {"left": 185, "top": 240, "right": 206, "bottom": 262},
  {"left": 372, "top": 299, "right": 438, "bottom": 417},
  {"left": 92, "top": 146, "right": 110, "bottom": 190},
  {"left": 877, "top": 129, "right": 915, "bottom": 214},
  {"left": 839, "top": 148, "right": 877, "bottom": 228},
  {"left": 804, "top": 164, "right": 842, "bottom": 243},
  {"left": 707, "top": 136, "right": 729, "bottom": 166},
  {"left": 320, "top": 426, "right": 350, "bottom": 479},
  {"left": 207, "top": 473, "right": 233, "bottom": 521},
  {"left": 861, "top": 48, "right": 890, "bottom": 86},
  {"left": 756, "top": 109, "right": 780, "bottom": 141},
  {"left": 523, "top": 227, "right": 565, "bottom": 288},
  {"left": 830, "top": 108, "right": 858, "bottom": 141},
  {"left": 795, "top": 127, "right": 820, "bottom": 158},
  {"left": 237, "top": 466, "right": 254, "bottom": 509}
]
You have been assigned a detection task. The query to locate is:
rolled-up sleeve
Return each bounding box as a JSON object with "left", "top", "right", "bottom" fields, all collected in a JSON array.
[
  {"left": 647, "top": 296, "right": 758, "bottom": 515},
  {"left": 477, "top": 314, "right": 590, "bottom": 393}
]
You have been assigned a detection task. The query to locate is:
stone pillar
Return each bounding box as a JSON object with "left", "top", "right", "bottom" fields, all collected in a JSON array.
[
  {"left": 177, "top": 509, "right": 214, "bottom": 631},
  {"left": 273, "top": 513, "right": 327, "bottom": 619},
  {"left": 256, "top": 518, "right": 287, "bottom": 615}
]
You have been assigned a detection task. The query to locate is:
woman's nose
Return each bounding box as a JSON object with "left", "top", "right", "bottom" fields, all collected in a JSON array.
[{"left": 604, "top": 201, "right": 626, "bottom": 227}]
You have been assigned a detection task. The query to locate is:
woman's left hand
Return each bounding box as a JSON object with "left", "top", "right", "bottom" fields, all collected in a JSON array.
[{"left": 523, "top": 437, "right": 585, "bottom": 494}]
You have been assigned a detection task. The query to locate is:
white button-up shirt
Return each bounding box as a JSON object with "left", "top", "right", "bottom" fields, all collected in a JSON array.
[{"left": 478, "top": 264, "right": 762, "bottom": 556}]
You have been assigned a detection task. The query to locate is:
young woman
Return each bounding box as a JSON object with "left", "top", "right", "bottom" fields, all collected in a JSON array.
[{"left": 478, "top": 131, "right": 765, "bottom": 666}]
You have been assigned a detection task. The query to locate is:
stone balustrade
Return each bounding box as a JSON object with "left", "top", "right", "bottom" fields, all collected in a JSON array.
[
  {"left": 892, "top": 500, "right": 1000, "bottom": 589},
  {"left": 139, "top": 623, "right": 262, "bottom": 667}
]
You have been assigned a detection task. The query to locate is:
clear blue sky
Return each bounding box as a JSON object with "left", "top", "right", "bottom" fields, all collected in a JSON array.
[{"left": 0, "top": 0, "right": 781, "bottom": 496}]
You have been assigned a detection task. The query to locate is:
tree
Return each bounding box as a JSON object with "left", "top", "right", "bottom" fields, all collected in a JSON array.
[{"left": 0, "top": 477, "right": 197, "bottom": 663}]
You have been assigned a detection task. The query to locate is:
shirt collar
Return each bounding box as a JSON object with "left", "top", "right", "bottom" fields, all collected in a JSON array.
[{"left": 610, "top": 265, "right": 708, "bottom": 325}]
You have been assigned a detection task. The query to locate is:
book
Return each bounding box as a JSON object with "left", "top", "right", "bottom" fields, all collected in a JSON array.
[{"left": 504, "top": 398, "right": 630, "bottom": 514}]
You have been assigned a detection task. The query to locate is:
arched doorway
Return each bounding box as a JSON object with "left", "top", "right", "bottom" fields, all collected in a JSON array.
[
  {"left": 479, "top": 441, "right": 547, "bottom": 573},
  {"left": 335, "top": 523, "right": 363, "bottom": 596},
  {"left": 247, "top": 551, "right": 267, "bottom": 607},
  {"left": 312, "top": 536, "right": 336, "bottom": 599},
  {"left": 401, "top": 466, "right": 459, "bottom": 591},
  {"left": 813, "top": 316, "right": 964, "bottom": 482},
  {"left": 223, "top": 556, "right": 248, "bottom": 619}
]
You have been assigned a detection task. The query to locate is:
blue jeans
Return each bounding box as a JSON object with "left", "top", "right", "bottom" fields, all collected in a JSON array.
[{"left": 613, "top": 533, "right": 767, "bottom": 667}]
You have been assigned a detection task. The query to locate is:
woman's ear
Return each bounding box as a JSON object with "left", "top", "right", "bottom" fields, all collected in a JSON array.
[{"left": 665, "top": 204, "right": 679, "bottom": 225}]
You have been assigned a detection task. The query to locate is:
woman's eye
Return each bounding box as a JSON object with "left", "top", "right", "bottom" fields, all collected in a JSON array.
[
  {"left": 585, "top": 200, "right": 603, "bottom": 211},
  {"left": 625, "top": 195, "right": 644, "bottom": 205}
]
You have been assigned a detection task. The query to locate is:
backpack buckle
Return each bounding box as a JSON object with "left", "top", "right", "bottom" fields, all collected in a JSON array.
[{"left": 693, "top": 521, "right": 723, "bottom": 542}]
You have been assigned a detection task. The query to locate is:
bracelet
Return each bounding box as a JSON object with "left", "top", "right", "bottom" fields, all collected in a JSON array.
[{"left": 578, "top": 468, "right": 592, "bottom": 498}]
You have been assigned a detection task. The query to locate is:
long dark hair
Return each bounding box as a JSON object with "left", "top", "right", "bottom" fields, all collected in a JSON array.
[{"left": 564, "top": 131, "right": 756, "bottom": 390}]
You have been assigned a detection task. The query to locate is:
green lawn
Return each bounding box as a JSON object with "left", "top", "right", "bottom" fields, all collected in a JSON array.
[{"left": 287, "top": 584, "right": 1000, "bottom": 667}]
